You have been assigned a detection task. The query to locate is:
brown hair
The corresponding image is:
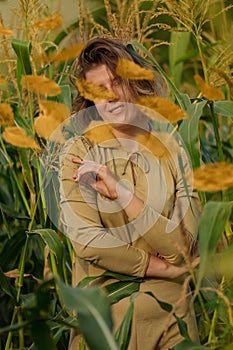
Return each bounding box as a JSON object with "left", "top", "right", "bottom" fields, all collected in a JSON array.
[{"left": 71, "top": 37, "right": 167, "bottom": 113}]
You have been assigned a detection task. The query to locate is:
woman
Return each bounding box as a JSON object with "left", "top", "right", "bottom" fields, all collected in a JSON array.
[{"left": 60, "top": 37, "right": 201, "bottom": 349}]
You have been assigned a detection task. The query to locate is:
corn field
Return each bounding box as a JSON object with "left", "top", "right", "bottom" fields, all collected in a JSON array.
[{"left": 0, "top": 0, "right": 233, "bottom": 349}]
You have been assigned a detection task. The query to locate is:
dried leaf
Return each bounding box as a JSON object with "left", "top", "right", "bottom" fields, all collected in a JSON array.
[
  {"left": 4, "top": 269, "right": 30, "bottom": 278},
  {"left": 76, "top": 78, "right": 117, "bottom": 102},
  {"left": 0, "top": 24, "right": 15, "bottom": 36},
  {"left": 21, "top": 75, "right": 61, "bottom": 97},
  {"left": 34, "top": 12, "right": 62, "bottom": 29},
  {"left": 34, "top": 43, "right": 85, "bottom": 63},
  {"left": 137, "top": 132, "right": 178, "bottom": 159},
  {"left": 0, "top": 78, "right": 8, "bottom": 86},
  {"left": 0, "top": 103, "right": 14, "bottom": 126},
  {"left": 84, "top": 121, "right": 116, "bottom": 144},
  {"left": 193, "top": 162, "right": 233, "bottom": 191},
  {"left": 35, "top": 101, "right": 70, "bottom": 140},
  {"left": 116, "top": 59, "right": 155, "bottom": 80},
  {"left": 194, "top": 75, "right": 225, "bottom": 101},
  {"left": 137, "top": 96, "right": 189, "bottom": 122},
  {"left": 3, "top": 126, "right": 40, "bottom": 150}
]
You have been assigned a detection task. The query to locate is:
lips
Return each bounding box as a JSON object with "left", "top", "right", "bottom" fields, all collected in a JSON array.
[{"left": 108, "top": 103, "right": 124, "bottom": 114}]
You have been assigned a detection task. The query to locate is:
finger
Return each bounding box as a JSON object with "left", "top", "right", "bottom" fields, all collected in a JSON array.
[{"left": 72, "top": 157, "right": 83, "bottom": 164}]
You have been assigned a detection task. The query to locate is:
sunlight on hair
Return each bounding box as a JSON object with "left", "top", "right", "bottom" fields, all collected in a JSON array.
[
  {"left": 193, "top": 162, "right": 233, "bottom": 191},
  {"left": 0, "top": 103, "right": 14, "bottom": 126},
  {"left": 3, "top": 126, "right": 40, "bottom": 150},
  {"left": 21, "top": 75, "right": 61, "bottom": 97},
  {"left": 34, "top": 12, "right": 62, "bottom": 29},
  {"left": 76, "top": 78, "right": 117, "bottom": 102},
  {"left": 194, "top": 75, "right": 225, "bottom": 101},
  {"left": 116, "top": 58, "right": 155, "bottom": 80},
  {"left": 137, "top": 96, "right": 189, "bottom": 123}
]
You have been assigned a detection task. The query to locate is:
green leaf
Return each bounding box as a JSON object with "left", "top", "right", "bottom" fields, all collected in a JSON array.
[
  {"left": 105, "top": 281, "right": 140, "bottom": 304},
  {"left": 78, "top": 271, "right": 142, "bottom": 288},
  {"left": 0, "top": 266, "right": 17, "bottom": 299},
  {"left": 197, "top": 201, "right": 233, "bottom": 288},
  {"left": 114, "top": 295, "right": 136, "bottom": 350},
  {"left": 11, "top": 38, "right": 32, "bottom": 93},
  {"left": 145, "top": 291, "right": 173, "bottom": 312},
  {"left": 173, "top": 339, "right": 209, "bottom": 349},
  {"left": 213, "top": 101, "right": 233, "bottom": 117},
  {"left": 173, "top": 315, "right": 190, "bottom": 340},
  {"left": 57, "top": 279, "right": 118, "bottom": 350},
  {"left": 0, "top": 201, "right": 30, "bottom": 220},
  {"left": 0, "top": 321, "right": 29, "bottom": 335},
  {"left": 179, "top": 99, "right": 207, "bottom": 169},
  {"left": 30, "top": 320, "right": 56, "bottom": 350},
  {"left": 29, "top": 229, "right": 64, "bottom": 261},
  {"left": 169, "top": 30, "right": 190, "bottom": 87},
  {"left": 57, "top": 85, "right": 72, "bottom": 111}
]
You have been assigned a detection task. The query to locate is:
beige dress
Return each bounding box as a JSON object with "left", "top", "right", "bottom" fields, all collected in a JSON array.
[{"left": 60, "top": 132, "right": 201, "bottom": 350}]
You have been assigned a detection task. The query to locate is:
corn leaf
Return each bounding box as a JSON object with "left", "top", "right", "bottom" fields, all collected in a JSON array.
[
  {"left": 57, "top": 279, "right": 118, "bottom": 350},
  {"left": 197, "top": 201, "right": 233, "bottom": 289}
]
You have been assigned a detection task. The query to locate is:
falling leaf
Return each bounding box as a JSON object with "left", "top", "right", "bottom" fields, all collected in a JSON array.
[
  {"left": 34, "top": 12, "right": 62, "bottom": 29},
  {"left": 193, "top": 162, "right": 233, "bottom": 191},
  {"left": 0, "top": 78, "right": 8, "bottom": 86},
  {"left": 137, "top": 96, "right": 189, "bottom": 123},
  {"left": 194, "top": 75, "right": 224, "bottom": 101},
  {"left": 21, "top": 75, "right": 61, "bottom": 96},
  {"left": 116, "top": 59, "right": 155, "bottom": 80},
  {"left": 3, "top": 126, "right": 40, "bottom": 150},
  {"left": 0, "top": 103, "right": 14, "bottom": 126},
  {"left": 0, "top": 24, "right": 15, "bottom": 36},
  {"left": 35, "top": 100, "right": 70, "bottom": 140},
  {"left": 137, "top": 132, "right": 179, "bottom": 159},
  {"left": 34, "top": 43, "right": 85, "bottom": 63},
  {"left": 84, "top": 121, "right": 116, "bottom": 144},
  {"left": 76, "top": 78, "right": 117, "bottom": 102}
]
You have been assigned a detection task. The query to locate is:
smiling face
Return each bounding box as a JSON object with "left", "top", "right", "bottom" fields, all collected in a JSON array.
[{"left": 85, "top": 64, "right": 147, "bottom": 131}]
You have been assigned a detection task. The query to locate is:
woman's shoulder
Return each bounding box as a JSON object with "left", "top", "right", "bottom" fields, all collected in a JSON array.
[{"left": 60, "top": 135, "right": 94, "bottom": 161}]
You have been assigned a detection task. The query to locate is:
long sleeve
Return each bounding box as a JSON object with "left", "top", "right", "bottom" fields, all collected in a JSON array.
[
  {"left": 60, "top": 137, "right": 149, "bottom": 277},
  {"left": 128, "top": 146, "right": 202, "bottom": 265}
]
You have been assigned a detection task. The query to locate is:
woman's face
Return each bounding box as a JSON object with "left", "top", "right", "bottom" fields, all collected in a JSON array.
[{"left": 85, "top": 64, "right": 144, "bottom": 129}]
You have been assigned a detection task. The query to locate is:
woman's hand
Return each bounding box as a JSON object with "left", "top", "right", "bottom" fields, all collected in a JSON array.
[
  {"left": 72, "top": 157, "right": 118, "bottom": 199},
  {"left": 145, "top": 254, "right": 200, "bottom": 279}
]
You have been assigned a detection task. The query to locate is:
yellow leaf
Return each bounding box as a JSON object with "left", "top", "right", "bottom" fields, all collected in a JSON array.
[
  {"left": 0, "top": 103, "right": 14, "bottom": 126},
  {"left": 34, "top": 12, "right": 62, "bottom": 29},
  {"left": 137, "top": 96, "right": 189, "bottom": 123},
  {"left": 21, "top": 75, "right": 61, "bottom": 97},
  {"left": 76, "top": 78, "right": 117, "bottom": 102},
  {"left": 137, "top": 132, "right": 179, "bottom": 159},
  {"left": 116, "top": 59, "right": 155, "bottom": 80},
  {"left": 84, "top": 121, "right": 116, "bottom": 144},
  {"left": 193, "top": 162, "right": 233, "bottom": 191},
  {"left": 194, "top": 75, "right": 224, "bottom": 101},
  {"left": 34, "top": 43, "right": 85, "bottom": 63},
  {"left": 3, "top": 127, "right": 40, "bottom": 150},
  {"left": 0, "top": 24, "right": 15, "bottom": 36},
  {"left": 35, "top": 101, "right": 70, "bottom": 140},
  {"left": 0, "top": 78, "right": 7, "bottom": 84}
]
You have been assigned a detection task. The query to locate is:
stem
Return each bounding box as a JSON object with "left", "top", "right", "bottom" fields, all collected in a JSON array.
[
  {"left": 17, "top": 234, "right": 30, "bottom": 302},
  {"left": 5, "top": 307, "right": 17, "bottom": 350},
  {"left": 208, "top": 276, "right": 226, "bottom": 344},
  {"left": 193, "top": 23, "right": 208, "bottom": 84},
  {"left": 0, "top": 137, "right": 31, "bottom": 216}
]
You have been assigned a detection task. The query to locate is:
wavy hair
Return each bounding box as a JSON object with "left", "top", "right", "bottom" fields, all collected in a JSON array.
[{"left": 71, "top": 37, "right": 168, "bottom": 114}]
